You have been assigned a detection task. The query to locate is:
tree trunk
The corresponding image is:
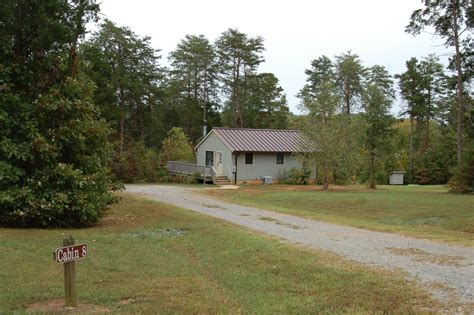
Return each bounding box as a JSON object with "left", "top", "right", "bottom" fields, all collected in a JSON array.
[
  {"left": 409, "top": 114, "right": 414, "bottom": 183},
  {"left": 322, "top": 166, "right": 330, "bottom": 190},
  {"left": 452, "top": 0, "right": 465, "bottom": 168},
  {"left": 70, "top": 42, "right": 78, "bottom": 78},
  {"left": 369, "top": 151, "right": 376, "bottom": 189},
  {"left": 119, "top": 86, "right": 125, "bottom": 155},
  {"left": 344, "top": 80, "right": 351, "bottom": 117}
]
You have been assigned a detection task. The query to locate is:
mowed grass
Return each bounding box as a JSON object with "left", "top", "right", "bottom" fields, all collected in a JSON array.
[
  {"left": 203, "top": 184, "right": 474, "bottom": 245},
  {"left": 0, "top": 194, "right": 436, "bottom": 313}
]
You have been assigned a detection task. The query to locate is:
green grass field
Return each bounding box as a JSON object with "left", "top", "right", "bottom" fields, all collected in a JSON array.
[
  {"left": 202, "top": 185, "right": 474, "bottom": 245},
  {"left": 0, "top": 194, "right": 436, "bottom": 313}
]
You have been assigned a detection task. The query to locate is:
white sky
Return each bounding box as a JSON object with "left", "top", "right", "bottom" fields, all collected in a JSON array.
[{"left": 96, "top": 0, "right": 451, "bottom": 114}]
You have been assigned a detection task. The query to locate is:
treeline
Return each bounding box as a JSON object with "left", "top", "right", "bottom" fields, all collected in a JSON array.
[
  {"left": 295, "top": 1, "right": 473, "bottom": 191},
  {"left": 297, "top": 53, "right": 469, "bottom": 190},
  {"left": 0, "top": 0, "right": 471, "bottom": 228},
  {"left": 79, "top": 21, "right": 290, "bottom": 182},
  {"left": 81, "top": 19, "right": 472, "bottom": 191}
]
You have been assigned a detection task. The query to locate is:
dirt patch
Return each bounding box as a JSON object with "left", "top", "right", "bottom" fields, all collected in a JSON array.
[
  {"left": 387, "top": 247, "right": 468, "bottom": 267},
  {"left": 125, "top": 228, "right": 187, "bottom": 239},
  {"left": 259, "top": 216, "right": 278, "bottom": 222},
  {"left": 276, "top": 222, "right": 300, "bottom": 229},
  {"left": 26, "top": 299, "right": 110, "bottom": 313},
  {"left": 259, "top": 216, "right": 300, "bottom": 229},
  {"left": 203, "top": 204, "right": 224, "bottom": 209}
]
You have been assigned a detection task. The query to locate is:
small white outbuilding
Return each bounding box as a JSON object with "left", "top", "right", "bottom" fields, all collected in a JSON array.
[{"left": 389, "top": 171, "right": 405, "bottom": 185}]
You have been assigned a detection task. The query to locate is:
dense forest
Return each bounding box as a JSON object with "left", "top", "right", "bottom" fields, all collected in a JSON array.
[{"left": 0, "top": 0, "right": 472, "bottom": 227}]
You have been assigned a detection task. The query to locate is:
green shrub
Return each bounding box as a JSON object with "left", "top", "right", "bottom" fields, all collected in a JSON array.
[
  {"left": 280, "top": 168, "right": 311, "bottom": 185},
  {"left": 448, "top": 142, "right": 474, "bottom": 194},
  {"left": 111, "top": 139, "right": 161, "bottom": 183},
  {"left": 159, "top": 127, "right": 195, "bottom": 165},
  {"left": 0, "top": 79, "right": 121, "bottom": 228}
]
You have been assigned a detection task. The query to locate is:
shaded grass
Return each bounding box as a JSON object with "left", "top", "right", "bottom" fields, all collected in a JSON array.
[
  {"left": 202, "top": 184, "right": 474, "bottom": 245},
  {"left": 0, "top": 193, "right": 437, "bottom": 313}
]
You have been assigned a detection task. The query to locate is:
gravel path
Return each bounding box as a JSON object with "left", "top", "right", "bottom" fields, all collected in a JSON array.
[{"left": 126, "top": 184, "right": 474, "bottom": 306}]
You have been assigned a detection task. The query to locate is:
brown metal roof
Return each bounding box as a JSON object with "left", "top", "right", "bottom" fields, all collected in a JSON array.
[{"left": 212, "top": 128, "right": 314, "bottom": 153}]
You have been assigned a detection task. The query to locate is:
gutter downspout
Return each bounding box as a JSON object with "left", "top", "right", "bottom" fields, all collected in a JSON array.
[{"left": 234, "top": 153, "right": 239, "bottom": 185}]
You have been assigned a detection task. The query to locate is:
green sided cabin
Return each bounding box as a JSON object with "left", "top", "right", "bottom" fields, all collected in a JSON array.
[{"left": 167, "top": 128, "right": 314, "bottom": 185}]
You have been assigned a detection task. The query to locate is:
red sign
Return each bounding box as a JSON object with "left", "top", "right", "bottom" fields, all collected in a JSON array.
[{"left": 54, "top": 244, "right": 88, "bottom": 263}]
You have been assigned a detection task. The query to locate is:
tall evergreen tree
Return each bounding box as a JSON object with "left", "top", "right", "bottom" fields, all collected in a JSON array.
[
  {"left": 362, "top": 68, "right": 394, "bottom": 188},
  {"left": 245, "top": 73, "right": 290, "bottom": 129},
  {"left": 396, "top": 56, "right": 449, "bottom": 183},
  {"left": 406, "top": 0, "right": 472, "bottom": 168},
  {"left": 335, "top": 51, "right": 365, "bottom": 116},
  {"left": 216, "top": 28, "right": 265, "bottom": 127},
  {"left": 81, "top": 20, "right": 164, "bottom": 153},
  {"left": 299, "top": 58, "right": 347, "bottom": 190},
  {"left": 168, "top": 34, "right": 220, "bottom": 142},
  {"left": 396, "top": 58, "right": 425, "bottom": 183},
  {"left": 418, "top": 54, "right": 448, "bottom": 149}
]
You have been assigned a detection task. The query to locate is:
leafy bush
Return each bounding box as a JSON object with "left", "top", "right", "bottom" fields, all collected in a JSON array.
[
  {"left": 111, "top": 139, "right": 161, "bottom": 183},
  {"left": 0, "top": 1, "right": 120, "bottom": 228},
  {"left": 159, "top": 127, "right": 195, "bottom": 165},
  {"left": 279, "top": 168, "right": 311, "bottom": 185},
  {"left": 0, "top": 79, "right": 121, "bottom": 228},
  {"left": 448, "top": 142, "right": 474, "bottom": 194}
]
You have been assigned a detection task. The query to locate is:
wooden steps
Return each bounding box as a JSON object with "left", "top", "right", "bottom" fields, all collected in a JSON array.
[{"left": 213, "top": 175, "right": 232, "bottom": 185}]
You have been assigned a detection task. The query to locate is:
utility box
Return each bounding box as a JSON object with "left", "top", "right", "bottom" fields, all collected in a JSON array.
[
  {"left": 389, "top": 171, "right": 405, "bottom": 185},
  {"left": 262, "top": 176, "right": 272, "bottom": 184}
]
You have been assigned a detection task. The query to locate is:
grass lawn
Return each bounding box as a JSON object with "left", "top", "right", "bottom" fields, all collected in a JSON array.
[
  {"left": 202, "top": 184, "right": 474, "bottom": 246},
  {"left": 0, "top": 193, "right": 436, "bottom": 313}
]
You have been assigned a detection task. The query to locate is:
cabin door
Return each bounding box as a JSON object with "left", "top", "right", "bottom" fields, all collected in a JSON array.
[{"left": 214, "top": 151, "right": 223, "bottom": 175}]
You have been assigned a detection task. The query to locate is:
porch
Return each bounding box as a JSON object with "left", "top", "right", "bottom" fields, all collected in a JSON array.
[{"left": 166, "top": 161, "right": 231, "bottom": 185}]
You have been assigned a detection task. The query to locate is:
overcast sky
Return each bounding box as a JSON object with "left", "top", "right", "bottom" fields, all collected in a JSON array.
[{"left": 96, "top": 0, "right": 450, "bottom": 114}]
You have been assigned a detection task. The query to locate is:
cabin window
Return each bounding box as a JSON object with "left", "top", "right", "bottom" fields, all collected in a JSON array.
[
  {"left": 276, "top": 152, "right": 284, "bottom": 164},
  {"left": 205, "top": 151, "right": 214, "bottom": 166},
  {"left": 245, "top": 152, "right": 253, "bottom": 164}
]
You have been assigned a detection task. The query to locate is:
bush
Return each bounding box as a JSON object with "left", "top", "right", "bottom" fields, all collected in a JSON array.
[
  {"left": 0, "top": 79, "right": 121, "bottom": 228},
  {"left": 111, "top": 139, "right": 161, "bottom": 183},
  {"left": 280, "top": 168, "right": 311, "bottom": 185},
  {"left": 448, "top": 143, "right": 474, "bottom": 194},
  {"left": 159, "top": 127, "right": 195, "bottom": 165}
]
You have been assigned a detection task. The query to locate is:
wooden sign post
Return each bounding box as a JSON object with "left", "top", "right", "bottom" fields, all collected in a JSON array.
[{"left": 54, "top": 236, "right": 88, "bottom": 309}]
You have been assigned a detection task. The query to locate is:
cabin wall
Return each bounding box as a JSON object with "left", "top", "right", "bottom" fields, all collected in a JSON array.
[
  {"left": 196, "top": 132, "right": 233, "bottom": 178},
  {"left": 233, "top": 152, "right": 303, "bottom": 181}
]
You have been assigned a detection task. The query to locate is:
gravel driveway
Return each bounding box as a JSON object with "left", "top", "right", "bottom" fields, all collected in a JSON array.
[{"left": 126, "top": 184, "right": 473, "bottom": 307}]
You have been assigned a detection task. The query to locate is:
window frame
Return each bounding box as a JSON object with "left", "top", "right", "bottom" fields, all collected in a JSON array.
[
  {"left": 205, "top": 151, "right": 214, "bottom": 166},
  {"left": 276, "top": 152, "right": 284, "bottom": 164},
  {"left": 245, "top": 152, "right": 253, "bottom": 165}
]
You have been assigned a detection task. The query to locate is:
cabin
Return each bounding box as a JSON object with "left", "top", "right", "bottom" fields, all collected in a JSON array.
[{"left": 167, "top": 127, "right": 314, "bottom": 185}]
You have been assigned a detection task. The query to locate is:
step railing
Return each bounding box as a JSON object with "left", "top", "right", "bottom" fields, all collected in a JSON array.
[
  {"left": 167, "top": 161, "right": 212, "bottom": 178},
  {"left": 209, "top": 166, "right": 217, "bottom": 183}
]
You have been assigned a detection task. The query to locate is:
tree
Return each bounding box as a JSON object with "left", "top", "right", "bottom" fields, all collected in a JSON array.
[
  {"left": 449, "top": 96, "right": 474, "bottom": 193},
  {"left": 362, "top": 67, "right": 395, "bottom": 188},
  {"left": 167, "top": 34, "right": 220, "bottom": 142},
  {"left": 216, "top": 28, "right": 265, "bottom": 127},
  {"left": 81, "top": 20, "right": 163, "bottom": 153},
  {"left": 396, "top": 56, "right": 449, "bottom": 183},
  {"left": 396, "top": 58, "right": 424, "bottom": 182},
  {"left": 0, "top": 0, "right": 119, "bottom": 227},
  {"left": 299, "top": 58, "right": 346, "bottom": 190},
  {"left": 159, "top": 127, "right": 195, "bottom": 165},
  {"left": 418, "top": 55, "right": 448, "bottom": 149},
  {"left": 406, "top": 0, "right": 472, "bottom": 168},
  {"left": 245, "top": 73, "right": 290, "bottom": 129},
  {"left": 335, "top": 51, "right": 365, "bottom": 116}
]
